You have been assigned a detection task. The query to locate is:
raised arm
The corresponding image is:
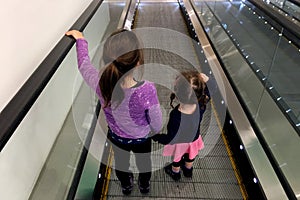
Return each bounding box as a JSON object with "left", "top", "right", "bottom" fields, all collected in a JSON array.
[{"left": 66, "top": 30, "right": 100, "bottom": 93}]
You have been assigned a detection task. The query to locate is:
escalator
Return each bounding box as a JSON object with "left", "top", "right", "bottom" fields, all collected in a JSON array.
[
  {"left": 10, "top": 0, "right": 297, "bottom": 199},
  {"left": 93, "top": 1, "right": 249, "bottom": 199}
]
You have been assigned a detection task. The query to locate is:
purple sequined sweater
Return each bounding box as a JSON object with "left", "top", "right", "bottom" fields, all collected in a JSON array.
[{"left": 76, "top": 38, "right": 162, "bottom": 139}]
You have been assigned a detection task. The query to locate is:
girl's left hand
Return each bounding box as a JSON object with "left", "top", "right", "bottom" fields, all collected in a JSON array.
[{"left": 65, "top": 30, "right": 84, "bottom": 40}]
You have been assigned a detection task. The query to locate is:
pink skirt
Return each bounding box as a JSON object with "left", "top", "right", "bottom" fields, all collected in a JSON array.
[{"left": 163, "top": 136, "right": 204, "bottom": 162}]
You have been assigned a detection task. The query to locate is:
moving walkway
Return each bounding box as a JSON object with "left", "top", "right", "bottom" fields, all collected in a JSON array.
[{"left": 1, "top": 0, "right": 299, "bottom": 199}]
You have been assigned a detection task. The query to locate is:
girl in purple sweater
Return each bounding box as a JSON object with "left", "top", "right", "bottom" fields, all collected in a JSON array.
[{"left": 66, "top": 29, "right": 162, "bottom": 194}]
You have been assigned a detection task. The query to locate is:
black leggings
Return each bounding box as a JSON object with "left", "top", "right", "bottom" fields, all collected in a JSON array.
[
  {"left": 172, "top": 153, "right": 195, "bottom": 167},
  {"left": 108, "top": 133, "right": 152, "bottom": 186}
]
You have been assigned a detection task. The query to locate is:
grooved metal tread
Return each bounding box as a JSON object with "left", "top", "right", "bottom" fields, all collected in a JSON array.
[{"left": 105, "top": 2, "right": 243, "bottom": 199}]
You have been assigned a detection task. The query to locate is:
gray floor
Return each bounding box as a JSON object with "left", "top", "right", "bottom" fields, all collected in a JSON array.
[
  {"left": 105, "top": 2, "right": 243, "bottom": 199},
  {"left": 106, "top": 104, "right": 243, "bottom": 199}
]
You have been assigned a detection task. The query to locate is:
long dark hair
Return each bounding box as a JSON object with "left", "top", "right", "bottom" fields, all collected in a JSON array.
[
  {"left": 99, "top": 29, "right": 144, "bottom": 108},
  {"left": 170, "top": 71, "right": 207, "bottom": 108}
]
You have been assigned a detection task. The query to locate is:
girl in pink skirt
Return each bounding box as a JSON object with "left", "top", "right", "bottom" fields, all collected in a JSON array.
[{"left": 152, "top": 71, "right": 210, "bottom": 181}]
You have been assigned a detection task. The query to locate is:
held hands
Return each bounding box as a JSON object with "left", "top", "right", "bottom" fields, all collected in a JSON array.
[
  {"left": 65, "top": 30, "right": 84, "bottom": 40},
  {"left": 151, "top": 134, "right": 160, "bottom": 142}
]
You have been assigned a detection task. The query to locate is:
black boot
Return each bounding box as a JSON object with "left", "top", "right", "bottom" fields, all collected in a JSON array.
[
  {"left": 182, "top": 165, "right": 193, "bottom": 178},
  {"left": 121, "top": 173, "right": 133, "bottom": 195},
  {"left": 138, "top": 176, "right": 150, "bottom": 194},
  {"left": 164, "top": 163, "right": 181, "bottom": 181}
]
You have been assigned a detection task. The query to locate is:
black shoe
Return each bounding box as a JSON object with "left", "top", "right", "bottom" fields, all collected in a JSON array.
[
  {"left": 164, "top": 163, "right": 181, "bottom": 181},
  {"left": 182, "top": 165, "right": 193, "bottom": 178},
  {"left": 138, "top": 177, "right": 150, "bottom": 194},
  {"left": 121, "top": 174, "right": 133, "bottom": 195}
]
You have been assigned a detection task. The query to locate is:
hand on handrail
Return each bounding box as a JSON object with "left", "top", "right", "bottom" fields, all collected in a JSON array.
[{"left": 65, "top": 30, "right": 84, "bottom": 40}]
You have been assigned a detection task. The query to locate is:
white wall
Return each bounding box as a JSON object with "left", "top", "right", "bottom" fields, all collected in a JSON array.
[{"left": 0, "top": 0, "right": 92, "bottom": 112}]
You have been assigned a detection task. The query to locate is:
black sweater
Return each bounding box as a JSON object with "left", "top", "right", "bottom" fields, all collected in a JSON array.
[
  {"left": 153, "top": 81, "right": 211, "bottom": 145},
  {"left": 152, "top": 103, "right": 203, "bottom": 145}
]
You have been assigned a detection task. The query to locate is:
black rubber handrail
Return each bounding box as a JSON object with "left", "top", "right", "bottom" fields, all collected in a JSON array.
[
  {"left": 248, "top": 0, "right": 300, "bottom": 42},
  {"left": 0, "top": 0, "right": 104, "bottom": 151}
]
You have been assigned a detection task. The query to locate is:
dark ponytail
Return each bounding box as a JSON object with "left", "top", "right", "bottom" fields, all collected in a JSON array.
[
  {"left": 99, "top": 63, "right": 123, "bottom": 107},
  {"left": 170, "top": 93, "right": 176, "bottom": 108},
  {"left": 99, "top": 29, "right": 144, "bottom": 107},
  {"left": 170, "top": 71, "right": 207, "bottom": 107}
]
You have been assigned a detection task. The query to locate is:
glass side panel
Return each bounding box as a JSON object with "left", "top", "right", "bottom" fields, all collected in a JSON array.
[
  {"left": 29, "top": 1, "right": 125, "bottom": 200},
  {"left": 194, "top": 0, "right": 300, "bottom": 197},
  {"left": 74, "top": 1, "right": 126, "bottom": 199}
]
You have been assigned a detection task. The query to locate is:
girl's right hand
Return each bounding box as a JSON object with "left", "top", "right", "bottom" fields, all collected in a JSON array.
[
  {"left": 65, "top": 30, "right": 84, "bottom": 40},
  {"left": 200, "top": 73, "right": 209, "bottom": 83}
]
